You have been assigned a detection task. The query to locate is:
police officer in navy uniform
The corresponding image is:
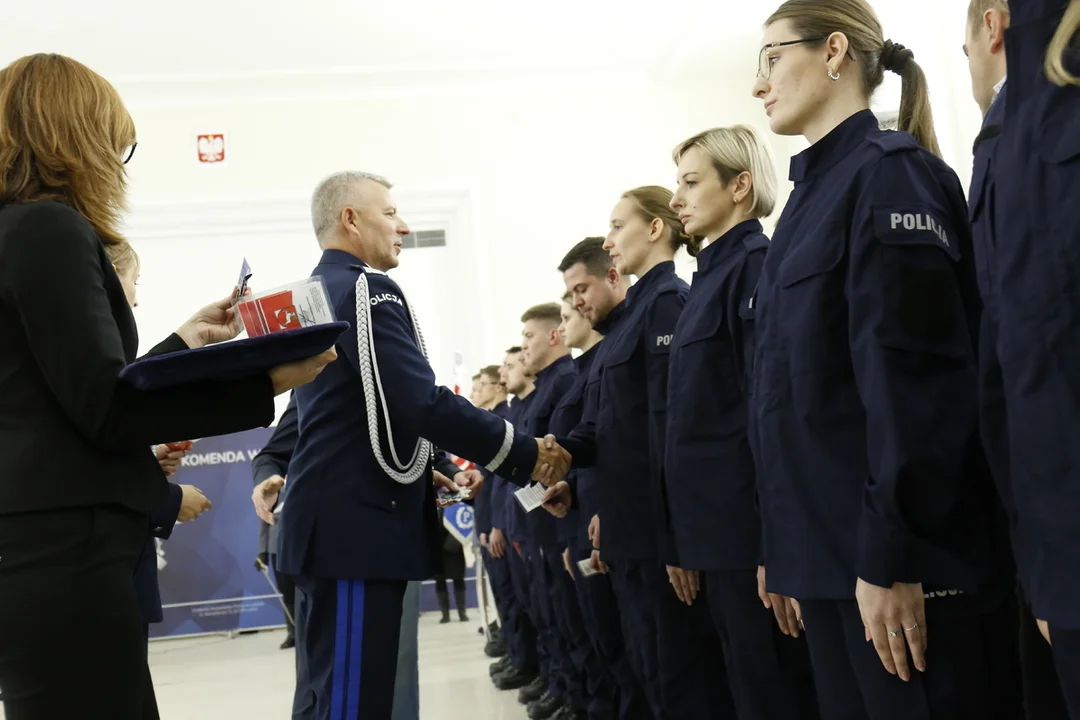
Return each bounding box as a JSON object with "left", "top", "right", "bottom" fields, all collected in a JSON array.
[
  {"left": 491, "top": 349, "right": 544, "bottom": 694},
  {"left": 549, "top": 287, "right": 640, "bottom": 720},
  {"left": 666, "top": 126, "right": 819, "bottom": 720},
  {"left": 964, "top": 2, "right": 1070, "bottom": 716},
  {"left": 750, "top": 2, "right": 1012, "bottom": 718},
  {"left": 551, "top": 187, "right": 735, "bottom": 720},
  {"left": 991, "top": 0, "right": 1080, "bottom": 714},
  {"left": 472, "top": 366, "right": 512, "bottom": 658},
  {"left": 516, "top": 303, "right": 581, "bottom": 720},
  {"left": 547, "top": 238, "right": 652, "bottom": 720},
  {"left": 260, "top": 171, "right": 569, "bottom": 720}
]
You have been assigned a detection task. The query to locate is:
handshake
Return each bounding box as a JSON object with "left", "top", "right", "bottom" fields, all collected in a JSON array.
[
  {"left": 531, "top": 434, "right": 574, "bottom": 519},
  {"left": 530, "top": 434, "right": 571, "bottom": 486}
]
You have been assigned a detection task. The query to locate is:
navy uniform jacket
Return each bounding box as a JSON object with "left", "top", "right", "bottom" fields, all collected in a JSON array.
[
  {"left": 478, "top": 401, "right": 511, "bottom": 537},
  {"left": 501, "top": 395, "right": 535, "bottom": 543},
  {"left": 560, "top": 262, "right": 689, "bottom": 563},
  {"left": 750, "top": 110, "right": 998, "bottom": 601},
  {"left": 993, "top": 0, "right": 1080, "bottom": 627},
  {"left": 548, "top": 346, "right": 602, "bottom": 544},
  {"left": 969, "top": 85, "right": 1026, "bottom": 590},
  {"left": 519, "top": 355, "right": 576, "bottom": 547},
  {"left": 253, "top": 394, "right": 299, "bottom": 557},
  {"left": 278, "top": 250, "right": 539, "bottom": 581},
  {"left": 664, "top": 220, "right": 767, "bottom": 572}
]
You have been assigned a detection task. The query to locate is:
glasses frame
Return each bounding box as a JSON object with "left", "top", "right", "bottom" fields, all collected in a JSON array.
[
  {"left": 757, "top": 37, "right": 827, "bottom": 79},
  {"left": 122, "top": 143, "right": 138, "bottom": 165}
]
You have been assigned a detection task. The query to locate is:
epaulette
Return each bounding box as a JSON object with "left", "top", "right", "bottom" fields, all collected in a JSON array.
[
  {"left": 866, "top": 129, "right": 919, "bottom": 155},
  {"left": 742, "top": 234, "right": 770, "bottom": 254}
]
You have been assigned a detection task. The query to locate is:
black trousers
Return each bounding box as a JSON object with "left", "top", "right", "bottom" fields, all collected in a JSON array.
[
  {"left": 293, "top": 575, "right": 406, "bottom": 720},
  {"left": 0, "top": 505, "right": 151, "bottom": 719}
]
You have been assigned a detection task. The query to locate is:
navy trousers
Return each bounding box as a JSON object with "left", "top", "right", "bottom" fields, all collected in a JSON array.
[
  {"left": 609, "top": 562, "right": 662, "bottom": 717},
  {"left": 293, "top": 576, "right": 406, "bottom": 720},
  {"left": 528, "top": 543, "right": 569, "bottom": 700},
  {"left": 483, "top": 548, "right": 517, "bottom": 641},
  {"left": 640, "top": 562, "right": 736, "bottom": 720},
  {"left": 1051, "top": 627, "right": 1080, "bottom": 719},
  {"left": 1019, "top": 587, "right": 1069, "bottom": 719},
  {"left": 570, "top": 541, "right": 652, "bottom": 720},
  {"left": 542, "top": 542, "right": 594, "bottom": 712},
  {"left": 703, "top": 570, "right": 819, "bottom": 720},
  {"left": 800, "top": 596, "right": 1008, "bottom": 720},
  {"left": 506, "top": 540, "right": 540, "bottom": 674}
]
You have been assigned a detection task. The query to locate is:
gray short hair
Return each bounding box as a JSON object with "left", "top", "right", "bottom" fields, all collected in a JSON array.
[{"left": 310, "top": 171, "right": 392, "bottom": 242}]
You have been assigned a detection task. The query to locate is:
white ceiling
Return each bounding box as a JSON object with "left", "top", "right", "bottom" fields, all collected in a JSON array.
[{"left": 4, "top": 0, "right": 762, "bottom": 82}]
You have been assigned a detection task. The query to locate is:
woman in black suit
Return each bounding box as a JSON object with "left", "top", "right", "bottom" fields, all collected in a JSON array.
[{"left": 0, "top": 53, "right": 336, "bottom": 719}]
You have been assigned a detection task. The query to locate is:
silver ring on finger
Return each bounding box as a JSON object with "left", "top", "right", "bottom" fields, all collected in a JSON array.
[
  {"left": 904, "top": 622, "right": 919, "bottom": 633},
  {"left": 887, "top": 629, "right": 902, "bottom": 638}
]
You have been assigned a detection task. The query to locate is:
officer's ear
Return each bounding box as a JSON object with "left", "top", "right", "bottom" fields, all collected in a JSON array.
[
  {"left": 824, "top": 31, "right": 850, "bottom": 75},
  {"left": 648, "top": 217, "right": 666, "bottom": 243},
  {"left": 731, "top": 171, "right": 753, "bottom": 207}
]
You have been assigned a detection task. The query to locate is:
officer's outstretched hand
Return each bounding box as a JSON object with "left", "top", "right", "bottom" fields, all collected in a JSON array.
[
  {"left": 541, "top": 481, "right": 572, "bottom": 517},
  {"left": 855, "top": 578, "right": 927, "bottom": 682},
  {"left": 533, "top": 435, "right": 571, "bottom": 485},
  {"left": 269, "top": 347, "right": 338, "bottom": 396},
  {"left": 252, "top": 475, "right": 284, "bottom": 525},
  {"left": 454, "top": 469, "right": 485, "bottom": 495}
]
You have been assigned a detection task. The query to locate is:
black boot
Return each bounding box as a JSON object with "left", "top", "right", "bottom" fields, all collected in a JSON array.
[
  {"left": 455, "top": 585, "right": 469, "bottom": 622},
  {"left": 436, "top": 587, "right": 451, "bottom": 624}
]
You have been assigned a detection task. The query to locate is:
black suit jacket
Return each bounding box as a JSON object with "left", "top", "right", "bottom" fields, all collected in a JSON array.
[{"left": 0, "top": 200, "right": 276, "bottom": 517}]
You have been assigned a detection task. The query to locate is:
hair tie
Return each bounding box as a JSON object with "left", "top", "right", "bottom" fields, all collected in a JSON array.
[{"left": 881, "top": 40, "right": 914, "bottom": 74}]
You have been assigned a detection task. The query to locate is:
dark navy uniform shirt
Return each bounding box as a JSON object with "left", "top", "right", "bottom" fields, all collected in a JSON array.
[
  {"left": 665, "top": 220, "right": 767, "bottom": 572},
  {"left": 474, "top": 401, "right": 510, "bottom": 537},
  {"left": 501, "top": 394, "right": 535, "bottom": 543},
  {"left": 560, "top": 262, "right": 689, "bottom": 563},
  {"left": 750, "top": 111, "right": 996, "bottom": 600},
  {"left": 519, "top": 355, "right": 576, "bottom": 547},
  {"left": 278, "top": 250, "right": 539, "bottom": 581},
  {"left": 549, "top": 345, "right": 602, "bottom": 544},
  {"left": 994, "top": 1, "right": 1080, "bottom": 627}
]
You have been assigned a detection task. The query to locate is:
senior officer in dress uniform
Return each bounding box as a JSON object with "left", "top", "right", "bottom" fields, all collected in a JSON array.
[{"left": 255, "top": 171, "right": 570, "bottom": 720}]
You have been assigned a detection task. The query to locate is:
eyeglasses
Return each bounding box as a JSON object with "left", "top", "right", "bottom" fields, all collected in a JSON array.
[
  {"left": 122, "top": 143, "right": 138, "bottom": 165},
  {"left": 757, "top": 38, "right": 826, "bottom": 80}
]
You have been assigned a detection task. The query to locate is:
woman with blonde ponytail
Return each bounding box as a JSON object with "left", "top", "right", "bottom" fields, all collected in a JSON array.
[
  {"left": 747, "top": 1, "right": 1008, "bottom": 716},
  {"left": 989, "top": 0, "right": 1080, "bottom": 714}
]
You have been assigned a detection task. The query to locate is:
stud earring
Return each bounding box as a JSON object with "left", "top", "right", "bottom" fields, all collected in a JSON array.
[{"left": 828, "top": 68, "right": 841, "bottom": 81}]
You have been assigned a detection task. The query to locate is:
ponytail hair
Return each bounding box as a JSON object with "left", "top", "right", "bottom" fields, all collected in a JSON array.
[
  {"left": 1046, "top": 0, "right": 1080, "bottom": 87},
  {"left": 767, "top": 0, "right": 942, "bottom": 157},
  {"left": 621, "top": 185, "right": 704, "bottom": 257}
]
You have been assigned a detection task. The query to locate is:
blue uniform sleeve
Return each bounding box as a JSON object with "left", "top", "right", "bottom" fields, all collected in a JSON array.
[
  {"left": 557, "top": 377, "right": 600, "bottom": 471},
  {"left": 151, "top": 482, "right": 184, "bottom": 539},
  {"left": 251, "top": 394, "right": 298, "bottom": 485},
  {"left": 340, "top": 274, "right": 538, "bottom": 485},
  {"left": 848, "top": 154, "right": 979, "bottom": 588},
  {"left": 644, "top": 290, "right": 686, "bottom": 565}
]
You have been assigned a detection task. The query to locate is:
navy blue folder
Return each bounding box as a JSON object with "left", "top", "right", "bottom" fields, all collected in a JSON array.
[{"left": 119, "top": 322, "right": 350, "bottom": 390}]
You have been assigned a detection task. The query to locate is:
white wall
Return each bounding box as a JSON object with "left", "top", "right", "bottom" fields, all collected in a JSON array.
[{"left": 123, "top": 74, "right": 806, "bottom": 405}]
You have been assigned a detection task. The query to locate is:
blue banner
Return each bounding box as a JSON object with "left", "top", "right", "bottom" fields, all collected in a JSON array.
[
  {"left": 442, "top": 502, "right": 476, "bottom": 546},
  {"left": 151, "top": 427, "right": 285, "bottom": 639}
]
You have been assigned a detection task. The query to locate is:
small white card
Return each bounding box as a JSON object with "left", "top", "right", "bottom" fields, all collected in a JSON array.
[
  {"left": 577, "top": 559, "right": 600, "bottom": 577},
  {"left": 514, "top": 483, "right": 548, "bottom": 513}
]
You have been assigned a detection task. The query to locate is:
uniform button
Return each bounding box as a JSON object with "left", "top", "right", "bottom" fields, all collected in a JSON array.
[
  {"left": 154, "top": 527, "right": 162, "bottom": 532},
  {"left": 391, "top": 501, "right": 397, "bottom": 510}
]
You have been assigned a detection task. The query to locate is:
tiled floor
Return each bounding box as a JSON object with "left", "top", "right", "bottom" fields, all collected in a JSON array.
[{"left": 1, "top": 613, "right": 525, "bottom": 719}]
